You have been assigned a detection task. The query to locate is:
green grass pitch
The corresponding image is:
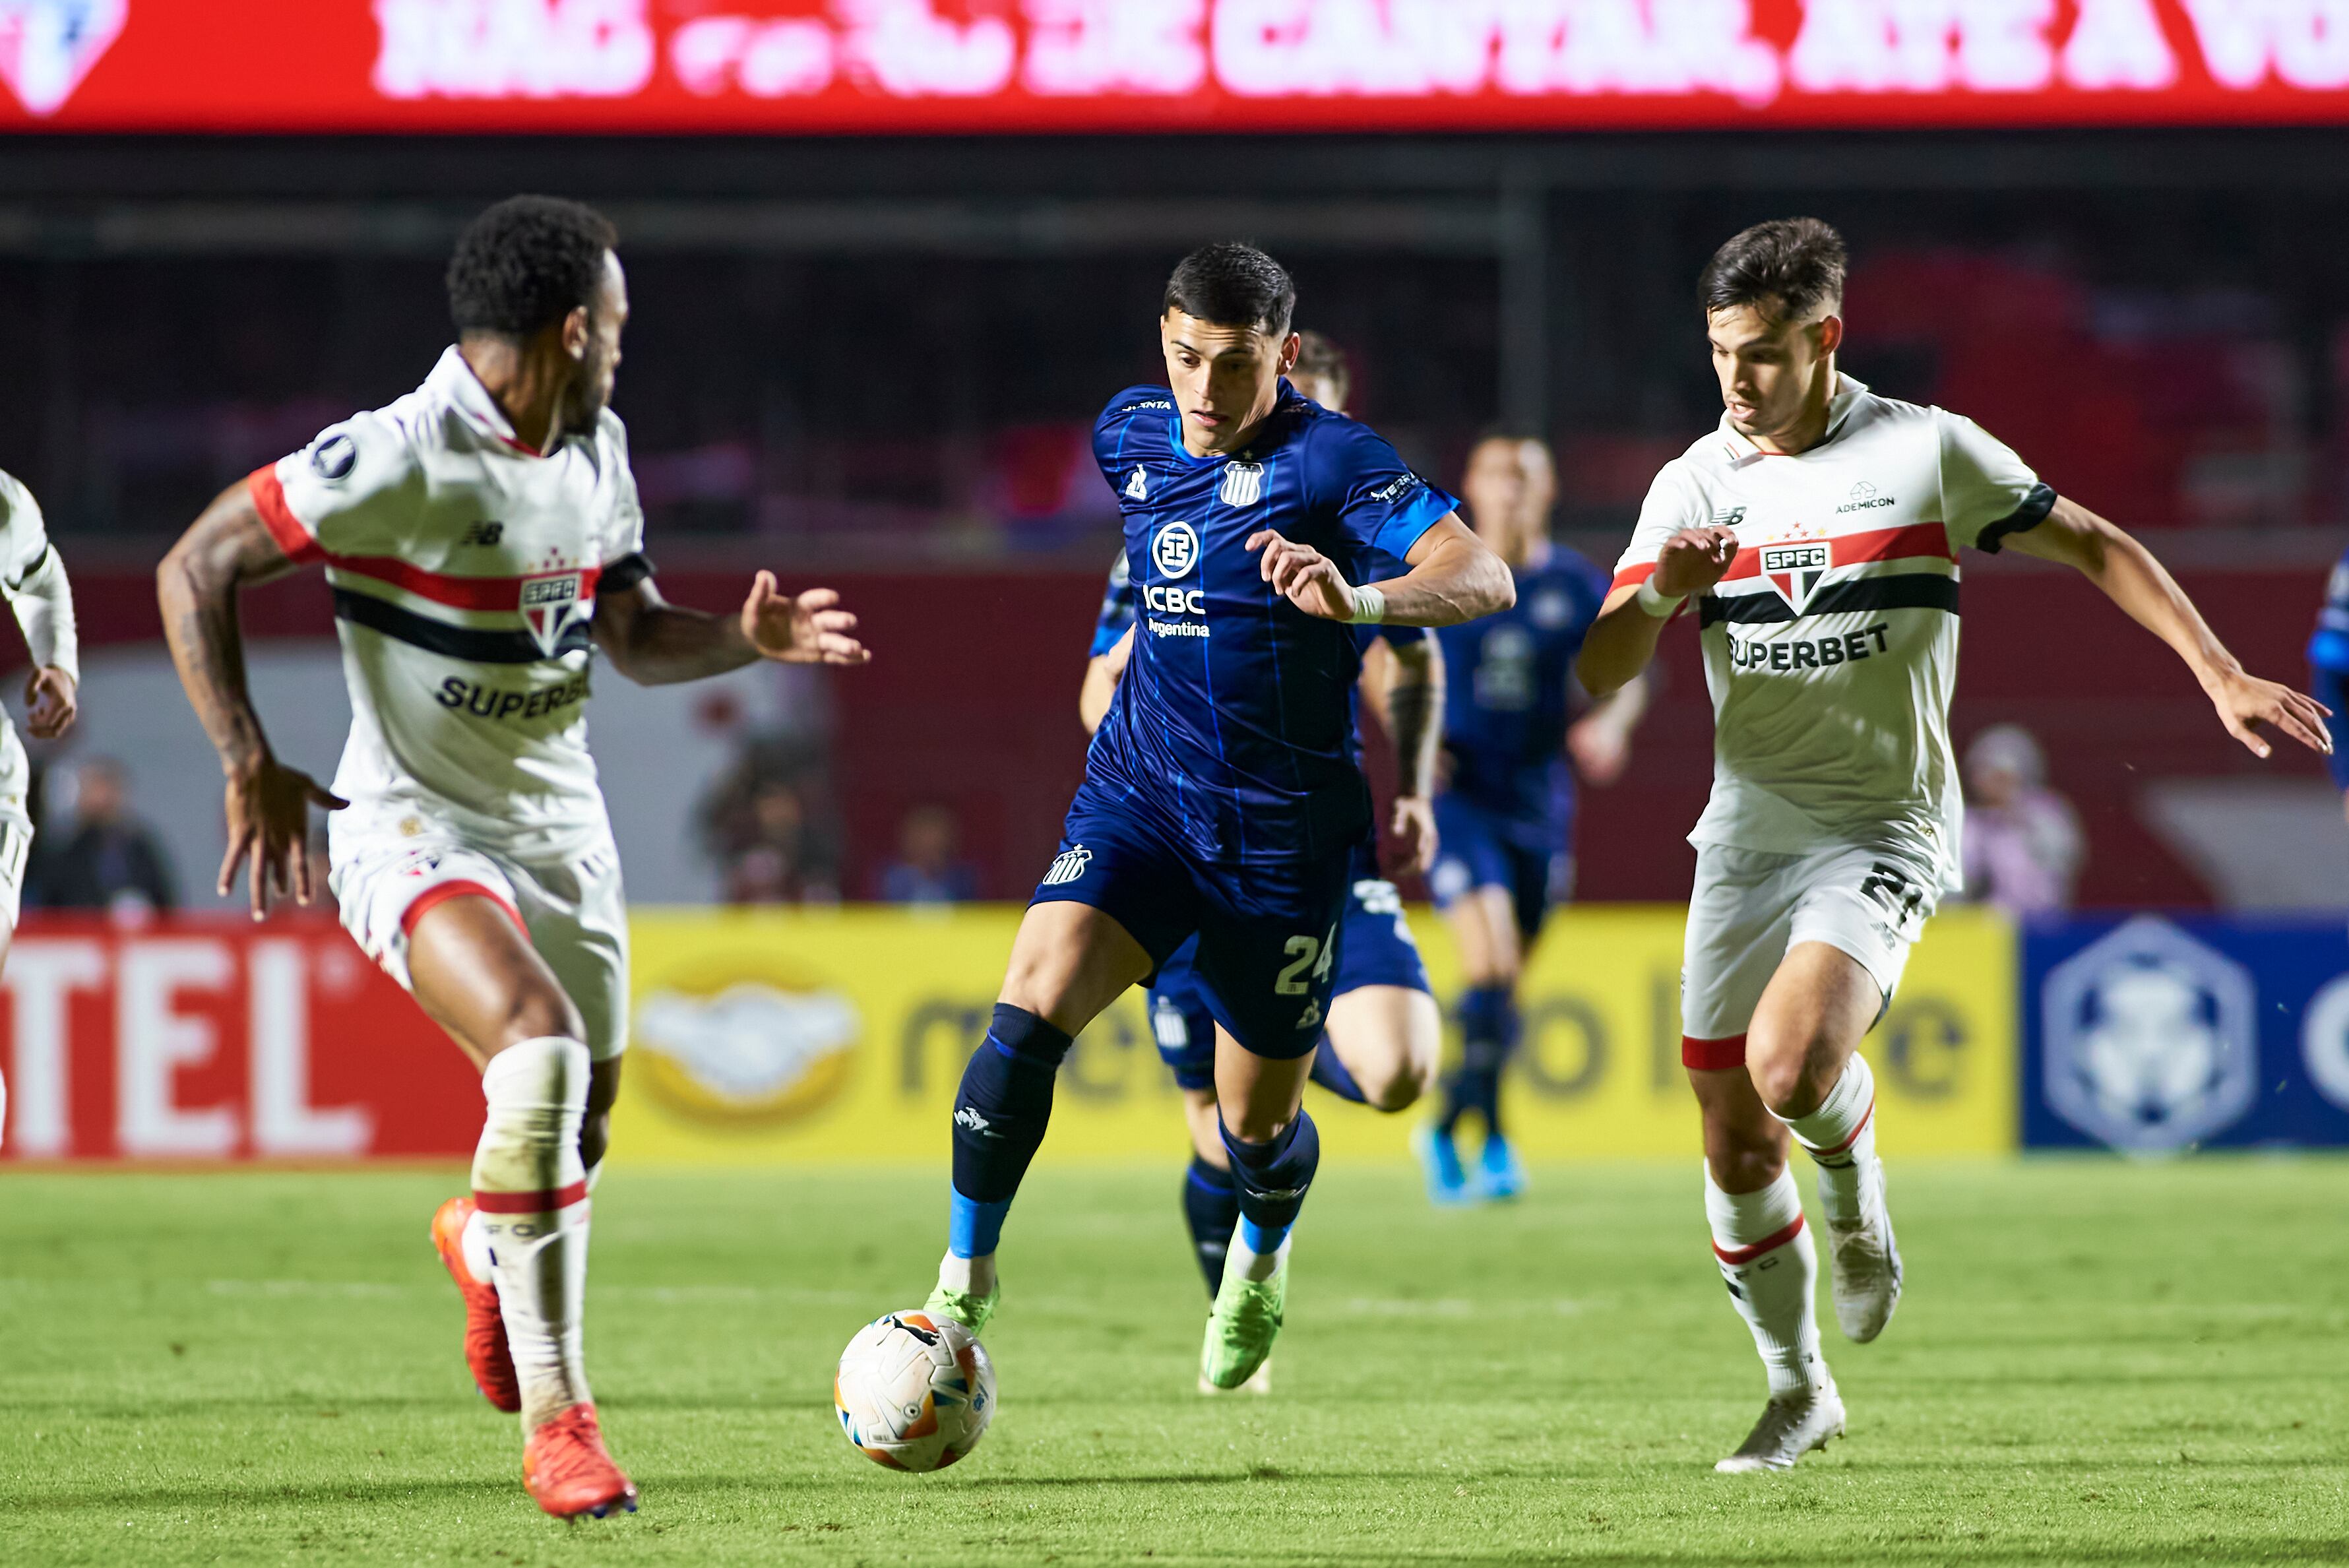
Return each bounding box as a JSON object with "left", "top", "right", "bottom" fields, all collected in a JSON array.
[{"left": 2, "top": 1159, "right": 2345, "bottom": 1565}]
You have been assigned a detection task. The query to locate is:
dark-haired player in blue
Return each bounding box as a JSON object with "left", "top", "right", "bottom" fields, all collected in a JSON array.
[
  {"left": 1416, "top": 433, "right": 1650, "bottom": 1206},
  {"left": 1079, "top": 334, "right": 1445, "bottom": 1392},
  {"left": 916, "top": 245, "right": 1513, "bottom": 1392}
]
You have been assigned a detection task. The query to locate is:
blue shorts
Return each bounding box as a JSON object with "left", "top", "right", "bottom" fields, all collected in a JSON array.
[
  {"left": 1429, "top": 793, "right": 1563, "bottom": 945},
  {"left": 1146, "top": 845, "right": 1431, "bottom": 1092},
  {"left": 1031, "top": 782, "right": 1354, "bottom": 1061}
]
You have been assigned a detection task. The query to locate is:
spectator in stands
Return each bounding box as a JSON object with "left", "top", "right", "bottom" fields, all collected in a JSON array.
[
  {"left": 697, "top": 735, "right": 842, "bottom": 905},
  {"left": 877, "top": 803, "right": 979, "bottom": 907},
  {"left": 38, "top": 757, "right": 177, "bottom": 921},
  {"left": 1959, "top": 725, "right": 2083, "bottom": 918}
]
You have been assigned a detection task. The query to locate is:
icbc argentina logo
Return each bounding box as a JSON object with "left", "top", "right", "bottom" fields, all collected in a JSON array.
[{"left": 0, "top": 0, "right": 124, "bottom": 116}]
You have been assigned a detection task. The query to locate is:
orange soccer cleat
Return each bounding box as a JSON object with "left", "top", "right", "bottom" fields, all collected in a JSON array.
[
  {"left": 429, "top": 1195, "right": 520, "bottom": 1413},
  {"left": 523, "top": 1402, "right": 639, "bottom": 1519}
]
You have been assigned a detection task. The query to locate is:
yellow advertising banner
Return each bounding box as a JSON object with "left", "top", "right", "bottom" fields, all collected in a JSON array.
[{"left": 608, "top": 904, "right": 2017, "bottom": 1165}]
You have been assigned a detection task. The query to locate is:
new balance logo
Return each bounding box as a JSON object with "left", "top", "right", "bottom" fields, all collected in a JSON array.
[
  {"left": 1712, "top": 507, "right": 1746, "bottom": 528},
  {"left": 1042, "top": 845, "right": 1091, "bottom": 886},
  {"left": 1124, "top": 466, "right": 1148, "bottom": 501},
  {"left": 459, "top": 520, "right": 505, "bottom": 546},
  {"left": 953, "top": 1106, "right": 994, "bottom": 1136}
]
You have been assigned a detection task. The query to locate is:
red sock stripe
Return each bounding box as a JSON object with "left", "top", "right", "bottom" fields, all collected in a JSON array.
[
  {"left": 1711, "top": 1212, "right": 1805, "bottom": 1266},
  {"left": 1812, "top": 1098, "right": 1877, "bottom": 1158},
  {"left": 474, "top": 1181, "right": 588, "bottom": 1214},
  {"left": 1681, "top": 1033, "right": 1747, "bottom": 1071},
  {"left": 401, "top": 879, "right": 527, "bottom": 939}
]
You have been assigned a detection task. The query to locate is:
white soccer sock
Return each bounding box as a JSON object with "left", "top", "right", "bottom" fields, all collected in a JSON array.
[
  {"left": 1704, "top": 1162, "right": 1827, "bottom": 1400},
  {"left": 458, "top": 1205, "right": 495, "bottom": 1287},
  {"left": 1225, "top": 1227, "right": 1289, "bottom": 1285},
  {"left": 1777, "top": 1053, "right": 1876, "bottom": 1225},
  {"left": 938, "top": 1251, "right": 997, "bottom": 1296},
  {"left": 472, "top": 1036, "right": 594, "bottom": 1432}
]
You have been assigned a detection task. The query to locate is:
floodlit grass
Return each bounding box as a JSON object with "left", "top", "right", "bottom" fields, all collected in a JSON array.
[{"left": 2, "top": 1159, "right": 2344, "bottom": 1565}]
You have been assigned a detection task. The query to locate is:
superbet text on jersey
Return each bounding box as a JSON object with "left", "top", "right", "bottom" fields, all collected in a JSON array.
[
  {"left": 1613, "top": 375, "right": 2054, "bottom": 893},
  {"left": 249, "top": 346, "right": 652, "bottom": 853}
]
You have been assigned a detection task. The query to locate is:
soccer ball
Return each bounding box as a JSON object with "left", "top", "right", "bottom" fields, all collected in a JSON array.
[{"left": 833, "top": 1311, "right": 995, "bottom": 1472}]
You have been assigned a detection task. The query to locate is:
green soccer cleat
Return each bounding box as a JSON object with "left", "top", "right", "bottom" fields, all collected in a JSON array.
[
  {"left": 923, "top": 1279, "right": 999, "bottom": 1336},
  {"left": 1200, "top": 1261, "right": 1286, "bottom": 1391}
]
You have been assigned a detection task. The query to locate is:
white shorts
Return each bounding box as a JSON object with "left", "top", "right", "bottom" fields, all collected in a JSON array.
[
  {"left": 0, "top": 725, "right": 32, "bottom": 931},
  {"left": 328, "top": 811, "right": 630, "bottom": 1062},
  {"left": 1679, "top": 841, "right": 1938, "bottom": 1070}
]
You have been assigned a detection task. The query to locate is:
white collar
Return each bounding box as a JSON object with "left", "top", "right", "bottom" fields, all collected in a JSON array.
[
  {"left": 429, "top": 344, "right": 558, "bottom": 457},
  {"left": 1716, "top": 372, "right": 1869, "bottom": 463}
]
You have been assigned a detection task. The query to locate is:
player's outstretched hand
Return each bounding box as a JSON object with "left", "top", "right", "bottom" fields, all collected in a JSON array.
[
  {"left": 23, "top": 665, "right": 75, "bottom": 740},
  {"left": 2205, "top": 667, "right": 2333, "bottom": 761},
  {"left": 1246, "top": 530, "right": 1352, "bottom": 620},
  {"left": 743, "top": 572, "right": 871, "bottom": 666},
  {"left": 1654, "top": 525, "right": 1739, "bottom": 598},
  {"left": 220, "top": 757, "right": 346, "bottom": 920},
  {"left": 1567, "top": 713, "right": 1632, "bottom": 786},
  {"left": 1389, "top": 794, "right": 1437, "bottom": 877}
]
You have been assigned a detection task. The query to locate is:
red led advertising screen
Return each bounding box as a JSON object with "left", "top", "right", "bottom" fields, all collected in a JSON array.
[{"left": 2, "top": 0, "right": 2348, "bottom": 133}]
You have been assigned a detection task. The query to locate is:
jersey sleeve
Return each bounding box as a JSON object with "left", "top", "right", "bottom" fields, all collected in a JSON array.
[
  {"left": 0, "top": 469, "right": 52, "bottom": 588},
  {"left": 1377, "top": 623, "right": 1431, "bottom": 650},
  {"left": 1937, "top": 409, "right": 2056, "bottom": 553},
  {"left": 249, "top": 410, "right": 425, "bottom": 563},
  {"left": 1308, "top": 417, "right": 1458, "bottom": 561},
  {"left": 1609, "top": 463, "right": 1707, "bottom": 591},
  {"left": 1089, "top": 550, "right": 1137, "bottom": 657}
]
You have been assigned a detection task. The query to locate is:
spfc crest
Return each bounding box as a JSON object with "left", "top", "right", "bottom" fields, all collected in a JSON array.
[
  {"left": 519, "top": 569, "right": 588, "bottom": 656},
  {"left": 1759, "top": 541, "right": 1831, "bottom": 613},
  {"left": 0, "top": 0, "right": 125, "bottom": 116}
]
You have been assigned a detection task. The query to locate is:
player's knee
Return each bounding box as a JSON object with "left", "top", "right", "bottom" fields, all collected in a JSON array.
[
  {"left": 495, "top": 984, "right": 586, "bottom": 1054},
  {"left": 1745, "top": 1028, "right": 1832, "bottom": 1120},
  {"left": 1224, "top": 1100, "right": 1295, "bottom": 1145},
  {"left": 1358, "top": 1049, "right": 1434, "bottom": 1113}
]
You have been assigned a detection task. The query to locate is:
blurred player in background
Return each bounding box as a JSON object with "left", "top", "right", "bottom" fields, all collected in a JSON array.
[
  {"left": 1579, "top": 218, "right": 2330, "bottom": 1472},
  {"left": 1414, "top": 433, "right": 1647, "bottom": 1207},
  {"left": 1078, "top": 330, "right": 1445, "bottom": 1392},
  {"left": 156, "top": 196, "right": 867, "bottom": 1519},
  {"left": 2309, "top": 548, "right": 2349, "bottom": 811},
  {"left": 0, "top": 469, "right": 77, "bottom": 1146},
  {"left": 924, "top": 244, "right": 1512, "bottom": 1394}
]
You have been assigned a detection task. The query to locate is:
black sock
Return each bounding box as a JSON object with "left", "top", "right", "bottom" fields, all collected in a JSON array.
[{"left": 947, "top": 1005, "right": 1074, "bottom": 1257}]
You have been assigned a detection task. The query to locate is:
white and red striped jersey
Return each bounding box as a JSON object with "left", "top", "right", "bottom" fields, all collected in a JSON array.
[
  {"left": 250, "top": 347, "right": 647, "bottom": 852},
  {"left": 1613, "top": 375, "right": 2051, "bottom": 891}
]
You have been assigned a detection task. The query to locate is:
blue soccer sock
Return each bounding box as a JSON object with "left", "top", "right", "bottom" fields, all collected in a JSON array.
[
  {"left": 947, "top": 1005, "right": 1075, "bottom": 1260},
  {"left": 1180, "top": 1156, "right": 1241, "bottom": 1297},
  {"left": 1218, "top": 1108, "right": 1319, "bottom": 1277},
  {"left": 1439, "top": 985, "right": 1516, "bottom": 1137},
  {"left": 1306, "top": 1038, "right": 1368, "bottom": 1105}
]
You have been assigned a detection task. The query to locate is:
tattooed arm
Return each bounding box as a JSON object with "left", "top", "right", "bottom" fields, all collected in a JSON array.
[{"left": 156, "top": 480, "right": 346, "bottom": 917}]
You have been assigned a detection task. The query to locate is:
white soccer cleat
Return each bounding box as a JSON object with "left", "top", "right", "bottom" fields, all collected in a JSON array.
[
  {"left": 1823, "top": 1156, "right": 1903, "bottom": 1342},
  {"left": 1197, "top": 1356, "right": 1272, "bottom": 1396},
  {"left": 1714, "top": 1381, "right": 1845, "bottom": 1473}
]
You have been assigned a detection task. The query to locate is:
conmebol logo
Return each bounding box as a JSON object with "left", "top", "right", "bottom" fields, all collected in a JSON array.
[{"left": 0, "top": 0, "right": 124, "bottom": 115}]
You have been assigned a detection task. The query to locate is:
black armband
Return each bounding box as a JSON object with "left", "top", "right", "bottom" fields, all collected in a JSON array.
[{"left": 598, "top": 551, "right": 656, "bottom": 594}]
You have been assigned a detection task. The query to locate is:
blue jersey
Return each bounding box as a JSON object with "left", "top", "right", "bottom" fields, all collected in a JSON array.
[
  {"left": 1433, "top": 547, "right": 1611, "bottom": 846},
  {"left": 2310, "top": 548, "right": 2349, "bottom": 674},
  {"left": 1090, "top": 554, "right": 1433, "bottom": 681},
  {"left": 2310, "top": 548, "right": 2349, "bottom": 790},
  {"left": 1085, "top": 381, "right": 1455, "bottom": 863}
]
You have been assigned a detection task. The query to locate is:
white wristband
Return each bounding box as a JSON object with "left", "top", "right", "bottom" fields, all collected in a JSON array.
[
  {"left": 1635, "top": 577, "right": 1684, "bottom": 619},
  {"left": 1346, "top": 584, "right": 1387, "bottom": 624}
]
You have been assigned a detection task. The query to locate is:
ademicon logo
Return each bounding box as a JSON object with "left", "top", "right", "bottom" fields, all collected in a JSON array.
[{"left": 0, "top": 0, "right": 124, "bottom": 115}]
